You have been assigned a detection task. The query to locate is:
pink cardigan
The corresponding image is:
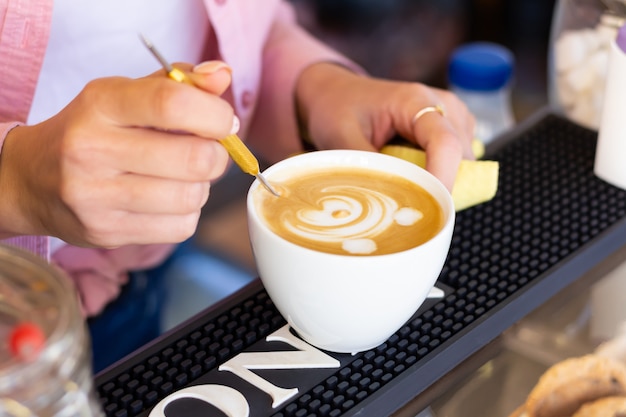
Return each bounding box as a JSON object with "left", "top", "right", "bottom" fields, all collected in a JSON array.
[{"left": 0, "top": 0, "right": 354, "bottom": 315}]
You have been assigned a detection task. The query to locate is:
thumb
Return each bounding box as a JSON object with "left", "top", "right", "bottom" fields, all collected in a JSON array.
[{"left": 188, "top": 60, "right": 232, "bottom": 96}]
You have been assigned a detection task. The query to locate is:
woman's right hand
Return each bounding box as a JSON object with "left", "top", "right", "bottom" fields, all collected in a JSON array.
[{"left": 0, "top": 61, "right": 235, "bottom": 248}]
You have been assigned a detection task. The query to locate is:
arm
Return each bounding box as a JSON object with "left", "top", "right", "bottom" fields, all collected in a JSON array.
[
  {"left": 0, "top": 64, "right": 235, "bottom": 315},
  {"left": 0, "top": 121, "right": 50, "bottom": 256},
  {"left": 245, "top": 1, "right": 475, "bottom": 190},
  {"left": 52, "top": 243, "right": 175, "bottom": 316},
  {"left": 245, "top": 1, "right": 363, "bottom": 162},
  {"left": 0, "top": 122, "right": 23, "bottom": 239}
]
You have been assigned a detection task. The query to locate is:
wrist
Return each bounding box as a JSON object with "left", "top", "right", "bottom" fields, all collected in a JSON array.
[
  {"left": 0, "top": 125, "right": 45, "bottom": 238},
  {"left": 295, "top": 62, "right": 359, "bottom": 142}
]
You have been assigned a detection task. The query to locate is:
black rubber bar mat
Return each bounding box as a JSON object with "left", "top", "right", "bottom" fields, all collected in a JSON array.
[{"left": 95, "top": 111, "right": 626, "bottom": 417}]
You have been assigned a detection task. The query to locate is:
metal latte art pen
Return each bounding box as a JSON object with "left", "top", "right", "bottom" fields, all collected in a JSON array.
[{"left": 140, "top": 34, "right": 280, "bottom": 197}]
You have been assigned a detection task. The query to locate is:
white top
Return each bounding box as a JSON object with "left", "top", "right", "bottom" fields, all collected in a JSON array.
[
  {"left": 28, "top": 0, "right": 210, "bottom": 253},
  {"left": 28, "top": 0, "right": 210, "bottom": 124}
]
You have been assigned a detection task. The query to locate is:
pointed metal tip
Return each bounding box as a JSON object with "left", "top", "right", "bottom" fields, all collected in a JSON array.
[
  {"left": 138, "top": 33, "right": 152, "bottom": 49},
  {"left": 138, "top": 34, "right": 173, "bottom": 73},
  {"left": 257, "top": 174, "right": 280, "bottom": 197}
]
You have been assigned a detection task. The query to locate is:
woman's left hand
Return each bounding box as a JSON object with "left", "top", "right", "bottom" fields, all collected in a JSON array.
[{"left": 295, "top": 63, "right": 476, "bottom": 191}]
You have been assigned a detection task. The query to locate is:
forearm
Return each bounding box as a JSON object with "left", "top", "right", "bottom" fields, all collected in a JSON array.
[
  {"left": 245, "top": 1, "right": 362, "bottom": 162},
  {"left": 295, "top": 62, "right": 364, "bottom": 142}
]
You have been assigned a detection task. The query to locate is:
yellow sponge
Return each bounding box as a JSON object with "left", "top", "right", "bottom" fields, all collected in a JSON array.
[
  {"left": 380, "top": 140, "right": 499, "bottom": 212},
  {"left": 471, "top": 138, "right": 486, "bottom": 159}
]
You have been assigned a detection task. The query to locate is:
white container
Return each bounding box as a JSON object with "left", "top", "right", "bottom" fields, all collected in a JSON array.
[
  {"left": 448, "top": 42, "right": 515, "bottom": 144},
  {"left": 594, "top": 23, "right": 626, "bottom": 190},
  {"left": 591, "top": 260, "right": 626, "bottom": 342}
]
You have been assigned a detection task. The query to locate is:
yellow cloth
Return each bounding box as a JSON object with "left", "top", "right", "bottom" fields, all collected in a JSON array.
[{"left": 381, "top": 140, "right": 499, "bottom": 212}]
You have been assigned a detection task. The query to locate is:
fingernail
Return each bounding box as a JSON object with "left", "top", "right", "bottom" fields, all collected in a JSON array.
[
  {"left": 230, "top": 115, "right": 240, "bottom": 135},
  {"left": 193, "top": 60, "right": 232, "bottom": 75}
]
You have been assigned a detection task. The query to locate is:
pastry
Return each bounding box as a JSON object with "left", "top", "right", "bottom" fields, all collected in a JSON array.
[
  {"left": 572, "top": 396, "right": 626, "bottom": 417},
  {"left": 524, "top": 354, "right": 626, "bottom": 417}
]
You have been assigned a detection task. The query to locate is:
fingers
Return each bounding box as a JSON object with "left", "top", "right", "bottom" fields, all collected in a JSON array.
[
  {"left": 79, "top": 211, "right": 204, "bottom": 248},
  {"left": 145, "top": 60, "right": 232, "bottom": 96},
  {"left": 120, "top": 177, "right": 211, "bottom": 215},
  {"left": 433, "top": 89, "right": 476, "bottom": 160},
  {"left": 73, "top": 174, "right": 212, "bottom": 215},
  {"left": 405, "top": 88, "right": 475, "bottom": 160},
  {"left": 59, "top": 176, "right": 211, "bottom": 246},
  {"left": 84, "top": 73, "right": 234, "bottom": 140},
  {"left": 190, "top": 61, "right": 232, "bottom": 95},
  {"left": 403, "top": 87, "right": 476, "bottom": 190},
  {"left": 54, "top": 140, "right": 218, "bottom": 247},
  {"left": 52, "top": 144, "right": 219, "bottom": 247},
  {"left": 95, "top": 127, "right": 230, "bottom": 181},
  {"left": 415, "top": 119, "right": 463, "bottom": 191},
  {"left": 116, "top": 211, "right": 203, "bottom": 245}
]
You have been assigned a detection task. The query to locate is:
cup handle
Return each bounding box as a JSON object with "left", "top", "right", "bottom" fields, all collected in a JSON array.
[{"left": 427, "top": 287, "right": 445, "bottom": 299}]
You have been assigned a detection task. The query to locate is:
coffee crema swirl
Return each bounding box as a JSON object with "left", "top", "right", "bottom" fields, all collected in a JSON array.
[{"left": 255, "top": 167, "right": 444, "bottom": 256}]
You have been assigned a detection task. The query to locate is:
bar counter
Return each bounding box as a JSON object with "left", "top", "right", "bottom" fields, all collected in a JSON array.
[{"left": 94, "top": 109, "right": 626, "bottom": 417}]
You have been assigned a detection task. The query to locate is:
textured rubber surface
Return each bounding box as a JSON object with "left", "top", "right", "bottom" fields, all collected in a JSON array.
[{"left": 95, "top": 112, "right": 626, "bottom": 417}]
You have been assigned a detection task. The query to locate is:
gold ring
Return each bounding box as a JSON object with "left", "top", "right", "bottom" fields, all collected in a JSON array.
[{"left": 412, "top": 104, "right": 446, "bottom": 126}]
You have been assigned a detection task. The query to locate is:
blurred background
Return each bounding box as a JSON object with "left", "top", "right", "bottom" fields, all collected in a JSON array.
[{"left": 289, "top": 0, "right": 555, "bottom": 120}]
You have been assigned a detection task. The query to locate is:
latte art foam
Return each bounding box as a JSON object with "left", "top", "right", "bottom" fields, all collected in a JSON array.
[
  {"left": 255, "top": 167, "right": 444, "bottom": 256},
  {"left": 285, "top": 185, "right": 420, "bottom": 254}
]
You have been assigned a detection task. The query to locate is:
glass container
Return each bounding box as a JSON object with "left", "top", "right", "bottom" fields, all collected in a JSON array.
[
  {"left": 549, "top": 0, "right": 625, "bottom": 129},
  {"left": 0, "top": 244, "right": 103, "bottom": 416}
]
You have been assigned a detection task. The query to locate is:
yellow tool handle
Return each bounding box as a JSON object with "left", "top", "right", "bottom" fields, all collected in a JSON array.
[
  {"left": 218, "top": 134, "right": 260, "bottom": 176},
  {"left": 168, "top": 67, "right": 194, "bottom": 85},
  {"left": 166, "top": 69, "right": 261, "bottom": 177},
  {"left": 140, "top": 35, "right": 278, "bottom": 194}
]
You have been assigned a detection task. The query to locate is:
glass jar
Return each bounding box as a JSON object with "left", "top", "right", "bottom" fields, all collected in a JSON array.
[
  {"left": 549, "top": 0, "right": 625, "bottom": 129},
  {"left": 448, "top": 42, "right": 516, "bottom": 144},
  {"left": 0, "top": 244, "right": 103, "bottom": 416}
]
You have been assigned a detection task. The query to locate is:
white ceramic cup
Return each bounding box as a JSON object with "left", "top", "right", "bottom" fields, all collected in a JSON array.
[{"left": 247, "top": 150, "right": 455, "bottom": 353}]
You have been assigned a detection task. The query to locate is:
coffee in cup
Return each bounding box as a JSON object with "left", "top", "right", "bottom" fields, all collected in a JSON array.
[
  {"left": 253, "top": 166, "right": 444, "bottom": 256},
  {"left": 247, "top": 150, "right": 455, "bottom": 353}
]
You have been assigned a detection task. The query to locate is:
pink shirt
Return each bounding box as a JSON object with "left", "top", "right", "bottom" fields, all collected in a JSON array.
[{"left": 0, "top": 0, "right": 355, "bottom": 315}]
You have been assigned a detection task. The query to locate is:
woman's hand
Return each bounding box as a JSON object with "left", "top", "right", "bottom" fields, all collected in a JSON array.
[
  {"left": 295, "top": 62, "right": 476, "bottom": 191},
  {"left": 0, "top": 61, "right": 235, "bottom": 248}
]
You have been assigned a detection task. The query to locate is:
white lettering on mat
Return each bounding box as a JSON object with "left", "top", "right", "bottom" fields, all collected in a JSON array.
[
  {"left": 148, "top": 325, "right": 340, "bottom": 416},
  {"left": 219, "top": 325, "right": 340, "bottom": 407},
  {"left": 148, "top": 384, "right": 249, "bottom": 417}
]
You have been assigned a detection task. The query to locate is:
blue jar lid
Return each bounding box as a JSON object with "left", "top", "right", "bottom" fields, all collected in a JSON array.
[{"left": 448, "top": 42, "right": 514, "bottom": 91}]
